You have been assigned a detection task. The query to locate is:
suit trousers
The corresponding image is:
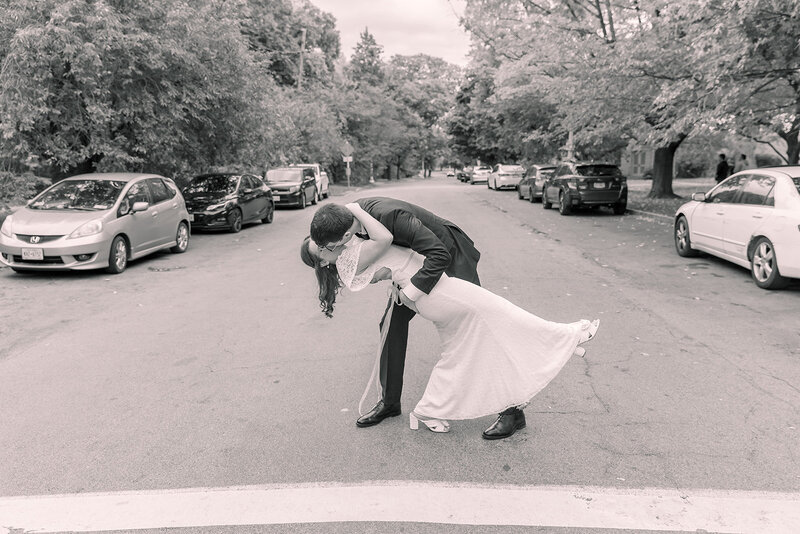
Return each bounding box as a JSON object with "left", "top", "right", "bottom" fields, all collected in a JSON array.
[{"left": 378, "top": 295, "right": 417, "bottom": 405}]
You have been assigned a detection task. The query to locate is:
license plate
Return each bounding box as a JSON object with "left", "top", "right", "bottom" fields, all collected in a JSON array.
[
  {"left": 188, "top": 214, "right": 194, "bottom": 222},
  {"left": 273, "top": 195, "right": 281, "bottom": 201},
  {"left": 593, "top": 182, "right": 607, "bottom": 189},
  {"left": 22, "top": 248, "right": 44, "bottom": 260}
]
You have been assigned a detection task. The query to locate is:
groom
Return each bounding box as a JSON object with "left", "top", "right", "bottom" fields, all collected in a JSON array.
[{"left": 310, "top": 197, "right": 527, "bottom": 440}]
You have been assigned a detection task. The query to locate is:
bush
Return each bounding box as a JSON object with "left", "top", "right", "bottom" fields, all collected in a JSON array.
[
  {"left": 755, "top": 154, "right": 785, "bottom": 168},
  {"left": 675, "top": 159, "right": 707, "bottom": 178},
  {"left": 0, "top": 172, "right": 52, "bottom": 210}
]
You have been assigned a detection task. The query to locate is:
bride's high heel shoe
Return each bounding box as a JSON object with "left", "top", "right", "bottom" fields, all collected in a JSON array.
[
  {"left": 409, "top": 412, "right": 450, "bottom": 433},
  {"left": 579, "top": 319, "right": 600, "bottom": 345}
]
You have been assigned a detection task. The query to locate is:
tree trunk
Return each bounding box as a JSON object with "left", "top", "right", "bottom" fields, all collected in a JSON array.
[
  {"left": 648, "top": 136, "right": 685, "bottom": 198},
  {"left": 779, "top": 117, "right": 800, "bottom": 164}
]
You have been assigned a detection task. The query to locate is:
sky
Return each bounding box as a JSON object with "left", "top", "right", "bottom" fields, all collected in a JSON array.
[{"left": 309, "top": 0, "right": 472, "bottom": 67}]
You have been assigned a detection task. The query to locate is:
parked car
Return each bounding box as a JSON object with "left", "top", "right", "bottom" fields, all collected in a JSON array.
[
  {"left": 457, "top": 167, "right": 473, "bottom": 182},
  {"left": 182, "top": 173, "right": 274, "bottom": 233},
  {"left": 470, "top": 166, "right": 492, "bottom": 185},
  {"left": 0, "top": 173, "right": 190, "bottom": 274},
  {"left": 265, "top": 167, "right": 317, "bottom": 209},
  {"left": 289, "top": 163, "right": 329, "bottom": 201},
  {"left": 518, "top": 164, "right": 557, "bottom": 202},
  {"left": 488, "top": 164, "right": 525, "bottom": 190},
  {"left": 674, "top": 167, "right": 800, "bottom": 289},
  {"left": 446, "top": 169, "right": 455, "bottom": 177},
  {"left": 542, "top": 161, "right": 627, "bottom": 215},
  {"left": 320, "top": 171, "right": 331, "bottom": 194}
]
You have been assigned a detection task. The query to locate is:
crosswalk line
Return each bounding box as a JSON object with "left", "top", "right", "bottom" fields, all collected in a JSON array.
[{"left": 1, "top": 481, "right": 798, "bottom": 533}]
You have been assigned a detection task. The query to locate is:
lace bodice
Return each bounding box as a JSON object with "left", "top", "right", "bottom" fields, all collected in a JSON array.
[{"left": 336, "top": 238, "right": 423, "bottom": 291}]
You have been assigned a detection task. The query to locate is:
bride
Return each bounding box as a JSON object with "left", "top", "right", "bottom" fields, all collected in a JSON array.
[{"left": 300, "top": 202, "right": 599, "bottom": 435}]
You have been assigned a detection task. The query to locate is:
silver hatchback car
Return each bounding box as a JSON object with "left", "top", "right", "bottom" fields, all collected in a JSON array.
[{"left": 0, "top": 173, "right": 191, "bottom": 274}]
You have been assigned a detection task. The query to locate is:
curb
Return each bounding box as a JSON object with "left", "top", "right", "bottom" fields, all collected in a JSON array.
[{"left": 626, "top": 208, "right": 673, "bottom": 220}]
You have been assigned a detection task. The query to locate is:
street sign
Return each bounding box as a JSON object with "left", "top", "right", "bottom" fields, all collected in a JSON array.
[
  {"left": 342, "top": 156, "right": 353, "bottom": 163},
  {"left": 341, "top": 141, "right": 354, "bottom": 157}
]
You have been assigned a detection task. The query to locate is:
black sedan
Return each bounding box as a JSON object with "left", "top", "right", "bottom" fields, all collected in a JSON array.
[
  {"left": 542, "top": 162, "right": 627, "bottom": 215},
  {"left": 265, "top": 167, "right": 318, "bottom": 209},
  {"left": 183, "top": 173, "right": 274, "bottom": 232}
]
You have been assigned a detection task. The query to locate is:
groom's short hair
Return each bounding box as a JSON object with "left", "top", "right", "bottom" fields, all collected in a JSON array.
[{"left": 310, "top": 204, "right": 355, "bottom": 245}]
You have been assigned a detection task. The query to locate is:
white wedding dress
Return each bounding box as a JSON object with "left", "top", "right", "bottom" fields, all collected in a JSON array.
[{"left": 337, "top": 238, "right": 586, "bottom": 421}]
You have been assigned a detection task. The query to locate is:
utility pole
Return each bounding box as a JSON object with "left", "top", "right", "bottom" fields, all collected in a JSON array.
[{"left": 297, "top": 28, "right": 306, "bottom": 89}]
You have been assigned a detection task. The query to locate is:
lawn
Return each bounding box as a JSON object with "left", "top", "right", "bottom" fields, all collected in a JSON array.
[{"left": 627, "top": 177, "right": 715, "bottom": 217}]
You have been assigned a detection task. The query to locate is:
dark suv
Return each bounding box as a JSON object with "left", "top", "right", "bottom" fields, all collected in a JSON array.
[{"left": 542, "top": 162, "right": 627, "bottom": 215}]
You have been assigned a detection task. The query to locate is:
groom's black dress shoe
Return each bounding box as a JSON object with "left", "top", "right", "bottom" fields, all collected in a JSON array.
[
  {"left": 356, "top": 400, "right": 401, "bottom": 427},
  {"left": 482, "top": 407, "right": 526, "bottom": 440}
]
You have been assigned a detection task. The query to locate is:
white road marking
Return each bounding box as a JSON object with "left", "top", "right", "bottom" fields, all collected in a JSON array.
[{"left": 1, "top": 481, "right": 798, "bottom": 533}]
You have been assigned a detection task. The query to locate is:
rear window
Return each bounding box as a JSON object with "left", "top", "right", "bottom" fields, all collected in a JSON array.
[
  {"left": 576, "top": 165, "right": 621, "bottom": 176},
  {"left": 266, "top": 169, "right": 302, "bottom": 182},
  {"left": 500, "top": 166, "right": 524, "bottom": 173}
]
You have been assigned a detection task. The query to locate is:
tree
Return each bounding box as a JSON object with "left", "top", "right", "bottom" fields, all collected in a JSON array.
[
  {"left": 348, "top": 28, "right": 384, "bottom": 87},
  {"left": 386, "top": 54, "right": 463, "bottom": 174}
]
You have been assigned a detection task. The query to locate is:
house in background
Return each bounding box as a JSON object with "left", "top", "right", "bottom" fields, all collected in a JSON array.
[{"left": 620, "top": 147, "right": 656, "bottom": 179}]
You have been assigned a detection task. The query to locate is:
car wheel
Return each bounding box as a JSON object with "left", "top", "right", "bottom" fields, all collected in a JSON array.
[
  {"left": 228, "top": 208, "right": 243, "bottom": 233},
  {"left": 613, "top": 202, "right": 627, "bottom": 215},
  {"left": 542, "top": 189, "right": 552, "bottom": 209},
  {"left": 558, "top": 191, "right": 572, "bottom": 215},
  {"left": 170, "top": 222, "right": 189, "bottom": 253},
  {"left": 674, "top": 216, "right": 698, "bottom": 258},
  {"left": 262, "top": 201, "right": 274, "bottom": 223},
  {"left": 106, "top": 235, "right": 128, "bottom": 274},
  {"left": 750, "top": 237, "right": 790, "bottom": 289},
  {"left": 299, "top": 192, "right": 307, "bottom": 209},
  {"left": 518, "top": 187, "right": 524, "bottom": 199}
]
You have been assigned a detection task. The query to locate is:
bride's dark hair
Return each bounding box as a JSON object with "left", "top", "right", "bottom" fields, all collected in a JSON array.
[{"left": 300, "top": 235, "right": 342, "bottom": 318}]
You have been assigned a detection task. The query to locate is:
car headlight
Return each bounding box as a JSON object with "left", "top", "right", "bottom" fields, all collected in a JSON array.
[
  {"left": 68, "top": 218, "right": 103, "bottom": 239},
  {"left": 289, "top": 186, "right": 300, "bottom": 194},
  {"left": 0, "top": 215, "right": 12, "bottom": 237},
  {"left": 206, "top": 200, "right": 233, "bottom": 212}
]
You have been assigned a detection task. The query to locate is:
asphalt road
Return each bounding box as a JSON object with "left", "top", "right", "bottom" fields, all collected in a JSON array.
[{"left": 1, "top": 173, "right": 798, "bottom": 532}]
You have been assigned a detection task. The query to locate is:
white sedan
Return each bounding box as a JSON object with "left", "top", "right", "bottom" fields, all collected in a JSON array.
[{"left": 674, "top": 166, "right": 800, "bottom": 289}]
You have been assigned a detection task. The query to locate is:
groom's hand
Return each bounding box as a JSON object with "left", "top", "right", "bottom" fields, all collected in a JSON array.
[{"left": 398, "top": 291, "right": 418, "bottom": 313}]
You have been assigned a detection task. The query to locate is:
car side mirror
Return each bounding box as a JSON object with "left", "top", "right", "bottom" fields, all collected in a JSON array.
[
  {"left": 131, "top": 201, "right": 149, "bottom": 213},
  {"left": 242, "top": 188, "right": 253, "bottom": 194},
  {"left": 691, "top": 192, "right": 706, "bottom": 202}
]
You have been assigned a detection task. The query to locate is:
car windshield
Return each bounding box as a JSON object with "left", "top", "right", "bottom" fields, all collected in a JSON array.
[
  {"left": 265, "top": 169, "right": 302, "bottom": 183},
  {"left": 541, "top": 169, "right": 556, "bottom": 177},
  {"left": 28, "top": 179, "right": 126, "bottom": 211},
  {"left": 185, "top": 175, "right": 239, "bottom": 195},
  {"left": 576, "top": 165, "right": 621, "bottom": 176},
  {"left": 793, "top": 177, "right": 800, "bottom": 193}
]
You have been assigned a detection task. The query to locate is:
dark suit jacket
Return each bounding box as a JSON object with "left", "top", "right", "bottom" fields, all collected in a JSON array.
[{"left": 356, "top": 197, "right": 481, "bottom": 294}]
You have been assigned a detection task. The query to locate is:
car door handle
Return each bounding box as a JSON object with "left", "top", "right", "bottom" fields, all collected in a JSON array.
[
  {"left": 752, "top": 215, "right": 763, "bottom": 219},
  {"left": 151, "top": 211, "right": 159, "bottom": 217},
  {"left": 716, "top": 212, "right": 725, "bottom": 216}
]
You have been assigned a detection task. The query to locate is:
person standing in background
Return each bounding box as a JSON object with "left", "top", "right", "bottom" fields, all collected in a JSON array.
[
  {"left": 733, "top": 154, "right": 752, "bottom": 173},
  {"left": 715, "top": 153, "right": 730, "bottom": 183}
]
